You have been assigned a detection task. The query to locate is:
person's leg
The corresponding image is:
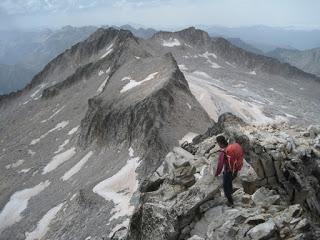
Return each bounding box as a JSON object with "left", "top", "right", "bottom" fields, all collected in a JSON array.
[{"left": 223, "top": 172, "right": 233, "bottom": 205}]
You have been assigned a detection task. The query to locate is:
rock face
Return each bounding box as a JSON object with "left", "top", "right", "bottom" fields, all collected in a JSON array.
[
  {"left": 78, "top": 53, "right": 212, "bottom": 175},
  {"left": 125, "top": 113, "right": 320, "bottom": 240}
]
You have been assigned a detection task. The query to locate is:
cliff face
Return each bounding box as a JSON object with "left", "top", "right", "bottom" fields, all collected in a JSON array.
[
  {"left": 126, "top": 113, "right": 320, "bottom": 240},
  {"left": 78, "top": 53, "right": 212, "bottom": 175}
]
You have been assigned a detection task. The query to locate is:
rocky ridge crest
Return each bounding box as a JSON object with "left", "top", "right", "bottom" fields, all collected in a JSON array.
[{"left": 118, "top": 113, "right": 320, "bottom": 240}]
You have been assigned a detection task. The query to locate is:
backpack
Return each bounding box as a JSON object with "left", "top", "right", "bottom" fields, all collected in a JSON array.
[{"left": 225, "top": 143, "right": 244, "bottom": 173}]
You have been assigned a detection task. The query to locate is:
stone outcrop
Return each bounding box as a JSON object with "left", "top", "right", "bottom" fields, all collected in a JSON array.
[{"left": 122, "top": 113, "right": 320, "bottom": 240}]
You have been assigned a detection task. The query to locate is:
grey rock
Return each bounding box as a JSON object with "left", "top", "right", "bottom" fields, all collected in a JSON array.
[
  {"left": 308, "top": 125, "right": 320, "bottom": 138},
  {"left": 172, "top": 163, "right": 196, "bottom": 188},
  {"left": 252, "top": 187, "right": 280, "bottom": 207},
  {"left": 247, "top": 219, "right": 277, "bottom": 240}
]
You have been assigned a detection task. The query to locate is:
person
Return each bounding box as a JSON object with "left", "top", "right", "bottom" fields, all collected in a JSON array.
[{"left": 215, "top": 135, "right": 243, "bottom": 206}]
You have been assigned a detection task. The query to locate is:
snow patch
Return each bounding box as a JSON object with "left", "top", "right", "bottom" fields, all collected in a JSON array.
[
  {"left": 135, "top": 56, "right": 140, "bottom": 59},
  {"left": 97, "top": 76, "right": 110, "bottom": 93},
  {"left": 109, "top": 219, "right": 130, "bottom": 238},
  {"left": 248, "top": 70, "right": 256, "bottom": 75},
  {"left": 30, "top": 121, "right": 69, "bottom": 145},
  {"left": 42, "top": 147, "right": 76, "bottom": 174},
  {"left": 200, "top": 51, "right": 217, "bottom": 59},
  {"left": 186, "top": 103, "right": 192, "bottom": 109},
  {"left": 186, "top": 72, "right": 273, "bottom": 123},
  {"left": 18, "top": 168, "right": 31, "bottom": 174},
  {"left": 25, "top": 202, "right": 64, "bottom": 240},
  {"left": 225, "top": 61, "right": 236, "bottom": 68},
  {"left": 100, "top": 43, "right": 113, "bottom": 59},
  {"left": 30, "top": 83, "right": 47, "bottom": 100},
  {"left": 98, "top": 70, "right": 104, "bottom": 76},
  {"left": 120, "top": 72, "right": 158, "bottom": 93},
  {"left": 0, "top": 181, "right": 50, "bottom": 234},
  {"left": 199, "top": 51, "right": 221, "bottom": 68},
  {"left": 61, "top": 151, "right": 93, "bottom": 181},
  {"left": 284, "top": 113, "right": 297, "bottom": 119},
  {"left": 68, "top": 126, "right": 79, "bottom": 135},
  {"left": 5, "top": 159, "right": 24, "bottom": 169},
  {"left": 28, "top": 149, "right": 36, "bottom": 156},
  {"left": 193, "top": 71, "right": 211, "bottom": 79},
  {"left": 41, "top": 105, "right": 65, "bottom": 123},
  {"left": 178, "top": 64, "right": 188, "bottom": 71},
  {"left": 54, "top": 139, "right": 70, "bottom": 154},
  {"left": 179, "top": 132, "right": 199, "bottom": 145},
  {"left": 162, "top": 38, "right": 181, "bottom": 47},
  {"left": 93, "top": 148, "right": 140, "bottom": 221},
  {"left": 70, "top": 193, "right": 77, "bottom": 201}
]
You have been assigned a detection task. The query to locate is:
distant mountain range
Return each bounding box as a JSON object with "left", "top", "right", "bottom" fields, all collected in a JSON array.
[
  {"left": 226, "top": 38, "right": 264, "bottom": 55},
  {"left": 267, "top": 47, "right": 320, "bottom": 77},
  {"left": 203, "top": 25, "right": 320, "bottom": 51},
  {"left": 1, "top": 24, "right": 320, "bottom": 95},
  {"left": 0, "top": 64, "right": 35, "bottom": 94}
]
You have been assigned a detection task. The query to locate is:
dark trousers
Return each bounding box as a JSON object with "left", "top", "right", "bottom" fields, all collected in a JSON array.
[{"left": 223, "top": 172, "right": 237, "bottom": 204}]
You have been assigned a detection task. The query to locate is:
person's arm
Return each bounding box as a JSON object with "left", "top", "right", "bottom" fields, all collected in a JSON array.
[{"left": 215, "top": 151, "right": 225, "bottom": 176}]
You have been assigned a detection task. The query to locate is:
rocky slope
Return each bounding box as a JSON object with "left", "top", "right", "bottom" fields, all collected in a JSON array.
[
  {"left": 145, "top": 27, "right": 320, "bottom": 125},
  {"left": 0, "top": 27, "right": 211, "bottom": 240},
  {"left": 267, "top": 47, "right": 320, "bottom": 77},
  {"left": 125, "top": 113, "right": 320, "bottom": 240}
]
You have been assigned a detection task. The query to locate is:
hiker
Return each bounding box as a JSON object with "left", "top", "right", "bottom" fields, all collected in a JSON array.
[{"left": 215, "top": 135, "right": 244, "bottom": 206}]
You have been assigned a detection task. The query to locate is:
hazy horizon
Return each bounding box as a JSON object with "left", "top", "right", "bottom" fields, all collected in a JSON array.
[{"left": 1, "top": 0, "right": 320, "bottom": 30}]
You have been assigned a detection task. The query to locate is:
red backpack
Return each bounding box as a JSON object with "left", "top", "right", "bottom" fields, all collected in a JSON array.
[{"left": 225, "top": 143, "right": 244, "bottom": 173}]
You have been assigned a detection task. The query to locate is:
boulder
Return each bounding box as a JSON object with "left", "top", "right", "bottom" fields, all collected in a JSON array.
[
  {"left": 308, "top": 125, "right": 320, "bottom": 138},
  {"left": 247, "top": 219, "right": 277, "bottom": 240},
  {"left": 172, "top": 163, "right": 196, "bottom": 187},
  {"left": 239, "top": 159, "right": 258, "bottom": 194},
  {"left": 252, "top": 187, "right": 280, "bottom": 207}
]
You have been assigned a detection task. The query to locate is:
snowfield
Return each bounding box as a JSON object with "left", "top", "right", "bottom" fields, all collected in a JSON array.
[
  {"left": 30, "top": 121, "right": 69, "bottom": 145},
  {"left": 185, "top": 72, "right": 274, "bottom": 123},
  {"left": 162, "top": 38, "right": 181, "bottom": 47},
  {"left": 120, "top": 72, "right": 158, "bottom": 93},
  {"left": 25, "top": 203, "right": 64, "bottom": 240},
  {"left": 54, "top": 139, "right": 70, "bottom": 154},
  {"left": 41, "top": 105, "right": 65, "bottom": 123},
  {"left": 0, "top": 181, "right": 51, "bottom": 234},
  {"left": 5, "top": 159, "right": 24, "bottom": 169},
  {"left": 93, "top": 148, "right": 140, "bottom": 222},
  {"left": 100, "top": 44, "right": 114, "bottom": 59},
  {"left": 97, "top": 76, "right": 109, "bottom": 93},
  {"left": 68, "top": 126, "right": 79, "bottom": 135},
  {"left": 61, "top": 151, "right": 93, "bottom": 181},
  {"left": 42, "top": 147, "right": 76, "bottom": 174}
]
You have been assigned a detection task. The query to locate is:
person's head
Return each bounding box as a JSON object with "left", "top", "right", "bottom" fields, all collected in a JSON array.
[{"left": 216, "top": 135, "right": 228, "bottom": 148}]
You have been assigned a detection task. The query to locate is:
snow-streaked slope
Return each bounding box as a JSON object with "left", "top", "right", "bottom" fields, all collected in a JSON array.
[{"left": 0, "top": 181, "right": 50, "bottom": 234}]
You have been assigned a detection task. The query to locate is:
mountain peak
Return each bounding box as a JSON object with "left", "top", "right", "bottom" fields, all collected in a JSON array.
[{"left": 151, "top": 27, "right": 211, "bottom": 47}]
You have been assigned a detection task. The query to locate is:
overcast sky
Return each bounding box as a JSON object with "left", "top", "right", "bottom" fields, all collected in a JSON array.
[{"left": 1, "top": 0, "right": 320, "bottom": 30}]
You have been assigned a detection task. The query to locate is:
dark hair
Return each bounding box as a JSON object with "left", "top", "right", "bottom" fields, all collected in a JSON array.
[{"left": 216, "top": 135, "right": 228, "bottom": 147}]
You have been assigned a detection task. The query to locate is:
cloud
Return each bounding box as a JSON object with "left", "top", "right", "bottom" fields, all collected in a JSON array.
[
  {"left": 1, "top": 0, "right": 320, "bottom": 30},
  {"left": 0, "top": 6, "right": 16, "bottom": 29}
]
